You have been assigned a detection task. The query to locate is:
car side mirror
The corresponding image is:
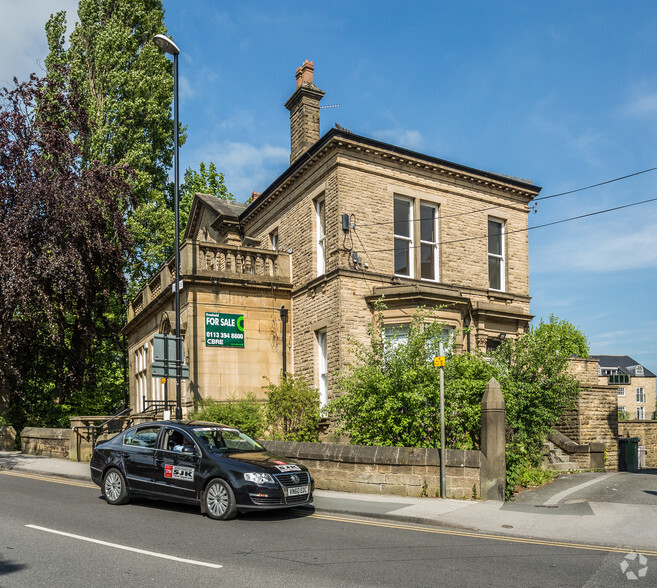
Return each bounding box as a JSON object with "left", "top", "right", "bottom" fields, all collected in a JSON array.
[{"left": 182, "top": 445, "right": 197, "bottom": 455}]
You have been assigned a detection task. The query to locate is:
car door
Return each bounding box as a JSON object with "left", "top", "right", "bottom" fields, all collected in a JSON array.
[
  {"left": 153, "top": 427, "right": 202, "bottom": 502},
  {"left": 122, "top": 425, "right": 161, "bottom": 495}
]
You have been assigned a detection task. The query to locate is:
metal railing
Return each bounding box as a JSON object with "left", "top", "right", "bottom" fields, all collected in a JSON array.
[
  {"left": 142, "top": 398, "right": 177, "bottom": 416},
  {"left": 73, "top": 405, "right": 133, "bottom": 457}
]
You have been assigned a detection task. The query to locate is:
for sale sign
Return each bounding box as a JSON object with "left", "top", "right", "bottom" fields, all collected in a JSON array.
[{"left": 205, "top": 312, "right": 245, "bottom": 347}]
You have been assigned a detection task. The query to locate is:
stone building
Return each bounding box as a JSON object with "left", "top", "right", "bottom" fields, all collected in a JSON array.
[
  {"left": 123, "top": 60, "right": 541, "bottom": 415},
  {"left": 591, "top": 355, "right": 657, "bottom": 420}
]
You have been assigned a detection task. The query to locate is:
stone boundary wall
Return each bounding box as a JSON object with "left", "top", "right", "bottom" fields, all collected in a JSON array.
[
  {"left": 617, "top": 421, "right": 657, "bottom": 469},
  {"left": 20, "top": 427, "right": 72, "bottom": 460},
  {"left": 0, "top": 426, "right": 16, "bottom": 451},
  {"left": 263, "top": 441, "right": 481, "bottom": 499},
  {"left": 562, "top": 358, "right": 619, "bottom": 470}
]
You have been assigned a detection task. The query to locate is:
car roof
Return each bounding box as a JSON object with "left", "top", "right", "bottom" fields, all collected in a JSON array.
[{"left": 130, "top": 420, "right": 234, "bottom": 430}]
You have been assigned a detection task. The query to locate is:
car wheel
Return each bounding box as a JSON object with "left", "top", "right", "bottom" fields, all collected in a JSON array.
[
  {"left": 103, "top": 468, "right": 129, "bottom": 505},
  {"left": 204, "top": 479, "right": 237, "bottom": 520}
]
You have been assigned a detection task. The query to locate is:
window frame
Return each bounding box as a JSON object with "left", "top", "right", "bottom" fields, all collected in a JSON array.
[
  {"left": 316, "top": 329, "right": 328, "bottom": 408},
  {"left": 315, "top": 197, "right": 326, "bottom": 276},
  {"left": 636, "top": 387, "right": 645, "bottom": 403},
  {"left": 394, "top": 196, "right": 413, "bottom": 277},
  {"left": 419, "top": 202, "right": 439, "bottom": 281},
  {"left": 488, "top": 217, "right": 506, "bottom": 291},
  {"left": 637, "top": 406, "right": 645, "bottom": 420},
  {"left": 617, "top": 387, "right": 626, "bottom": 397}
]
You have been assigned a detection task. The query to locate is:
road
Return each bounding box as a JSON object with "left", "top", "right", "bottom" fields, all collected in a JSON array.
[{"left": 0, "top": 471, "right": 651, "bottom": 587}]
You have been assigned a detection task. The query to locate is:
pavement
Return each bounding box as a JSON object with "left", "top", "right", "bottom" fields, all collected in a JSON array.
[{"left": 2, "top": 450, "right": 656, "bottom": 553}]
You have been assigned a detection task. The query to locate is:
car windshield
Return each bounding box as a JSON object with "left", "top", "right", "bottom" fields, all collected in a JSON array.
[{"left": 191, "top": 427, "right": 265, "bottom": 453}]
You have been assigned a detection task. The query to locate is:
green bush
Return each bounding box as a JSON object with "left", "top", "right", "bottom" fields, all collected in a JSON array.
[
  {"left": 264, "top": 373, "right": 320, "bottom": 442},
  {"left": 190, "top": 393, "right": 265, "bottom": 439},
  {"left": 330, "top": 304, "right": 451, "bottom": 448}
]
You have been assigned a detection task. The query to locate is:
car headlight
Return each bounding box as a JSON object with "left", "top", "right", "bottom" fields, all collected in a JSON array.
[{"left": 244, "top": 472, "right": 275, "bottom": 484}]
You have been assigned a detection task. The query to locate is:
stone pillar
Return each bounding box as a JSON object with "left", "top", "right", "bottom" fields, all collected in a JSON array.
[
  {"left": 0, "top": 426, "right": 16, "bottom": 450},
  {"left": 480, "top": 377, "right": 506, "bottom": 501}
]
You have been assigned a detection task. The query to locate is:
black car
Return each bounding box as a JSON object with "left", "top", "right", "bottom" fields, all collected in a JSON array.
[{"left": 90, "top": 420, "right": 313, "bottom": 520}]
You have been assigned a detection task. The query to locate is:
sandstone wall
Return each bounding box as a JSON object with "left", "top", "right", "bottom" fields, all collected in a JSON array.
[
  {"left": 562, "top": 358, "right": 620, "bottom": 470},
  {"left": 20, "top": 427, "right": 72, "bottom": 460},
  {"left": 264, "top": 441, "right": 481, "bottom": 499}
]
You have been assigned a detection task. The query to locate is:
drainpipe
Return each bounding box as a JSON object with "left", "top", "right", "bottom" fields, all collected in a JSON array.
[{"left": 279, "top": 306, "right": 288, "bottom": 378}]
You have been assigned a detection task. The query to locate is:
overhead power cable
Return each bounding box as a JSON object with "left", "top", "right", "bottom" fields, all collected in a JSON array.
[
  {"left": 355, "top": 165, "right": 657, "bottom": 228},
  {"left": 366, "top": 196, "right": 657, "bottom": 253}
]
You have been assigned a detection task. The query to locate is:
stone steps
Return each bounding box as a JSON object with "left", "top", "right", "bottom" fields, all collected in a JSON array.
[{"left": 542, "top": 440, "right": 578, "bottom": 472}]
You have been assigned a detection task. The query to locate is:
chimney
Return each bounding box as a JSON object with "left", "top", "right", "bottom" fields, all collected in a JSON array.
[{"left": 284, "top": 60, "right": 325, "bottom": 165}]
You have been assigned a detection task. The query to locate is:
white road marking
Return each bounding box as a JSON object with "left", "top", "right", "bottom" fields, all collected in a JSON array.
[
  {"left": 25, "top": 525, "right": 222, "bottom": 569},
  {"left": 543, "top": 473, "right": 618, "bottom": 505}
]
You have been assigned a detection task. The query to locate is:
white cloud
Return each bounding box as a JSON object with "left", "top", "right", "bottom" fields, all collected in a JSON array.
[
  {"left": 531, "top": 207, "right": 657, "bottom": 274},
  {"left": 371, "top": 128, "right": 424, "bottom": 150},
  {"left": 623, "top": 83, "right": 657, "bottom": 119},
  {"left": 0, "top": 0, "right": 78, "bottom": 85},
  {"left": 193, "top": 141, "right": 288, "bottom": 202}
]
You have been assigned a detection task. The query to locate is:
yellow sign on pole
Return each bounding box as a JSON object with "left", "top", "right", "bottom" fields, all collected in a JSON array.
[{"left": 434, "top": 356, "right": 445, "bottom": 368}]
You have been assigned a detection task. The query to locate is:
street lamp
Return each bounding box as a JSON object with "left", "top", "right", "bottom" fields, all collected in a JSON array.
[{"left": 153, "top": 34, "right": 182, "bottom": 420}]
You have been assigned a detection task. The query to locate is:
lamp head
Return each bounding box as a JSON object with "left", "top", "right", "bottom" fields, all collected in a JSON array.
[{"left": 153, "top": 34, "right": 180, "bottom": 56}]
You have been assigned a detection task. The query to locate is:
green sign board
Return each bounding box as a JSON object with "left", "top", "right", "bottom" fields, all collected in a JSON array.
[
  {"left": 205, "top": 312, "right": 244, "bottom": 347},
  {"left": 151, "top": 334, "right": 189, "bottom": 379}
]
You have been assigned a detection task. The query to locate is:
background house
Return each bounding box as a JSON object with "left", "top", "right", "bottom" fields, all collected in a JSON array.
[
  {"left": 591, "top": 355, "right": 657, "bottom": 420},
  {"left": 124, "top": 61, "right": 541, "bottom": 415}
]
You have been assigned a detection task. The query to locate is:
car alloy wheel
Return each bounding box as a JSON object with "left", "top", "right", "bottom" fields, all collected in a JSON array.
[
  {"left": 103, "top": 468, "right": 129, "bottom": 505},
  {"left": 204, "top": 479, "right": 236, "bottom": 520}
]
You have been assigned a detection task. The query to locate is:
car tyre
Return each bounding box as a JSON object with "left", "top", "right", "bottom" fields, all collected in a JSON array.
[
  {"left": 103, "top": 468, "right": 129, "bottom": 505},
  {"left": 204, "top": 478, "right": 237, "bottom": 520}
]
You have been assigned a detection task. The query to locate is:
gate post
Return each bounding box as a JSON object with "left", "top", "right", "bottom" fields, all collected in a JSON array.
[{"left": 480, "top": 377, "right": 506, "bottom": 501}]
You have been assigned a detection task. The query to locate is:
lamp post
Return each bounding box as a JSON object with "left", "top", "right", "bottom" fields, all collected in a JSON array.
[{"left": 153, "top": 34, "right": 182, "bottom": 420}]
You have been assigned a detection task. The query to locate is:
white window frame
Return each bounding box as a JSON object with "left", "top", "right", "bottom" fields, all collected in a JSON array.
[
  {"left": 636, "top": 387, "right": 645, "bottom": 403},
  {"left": 618, "top": 406, "right": 627, "bottom": 419},
  {"left": 617, "top": 387, "right": 626, "bottom": 396},
  {"left": 394, "top": 196, "right": 414, "bottom": 277},
  {"left": 316, "top": 329, "right": 328, "bottom": 408},
  {"left": 315, "top": 197, "right": 326, "bottom": 276},
  {"left": 419, "top": 202, "right": 439, "bottom": 281},
  {"left": 135, "top": 346, "right": 148, "bottom": 413},
  {"left": 636, "top": 365, "right": 644, "bottom": 376},
  {"left": 488, "top": 218, "right": 505, "bottom": 291},
  {"left": 637, "top": 406, "right": 645, "bottom": 420}
]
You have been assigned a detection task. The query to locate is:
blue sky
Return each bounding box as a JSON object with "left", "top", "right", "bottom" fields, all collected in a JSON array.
[{"left": 3, "top": 1, "right": 657, "bottom": 372}]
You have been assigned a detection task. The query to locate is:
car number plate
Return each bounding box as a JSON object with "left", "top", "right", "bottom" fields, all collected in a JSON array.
[{"left": 287, "top": 485, "right": 309, "bottom": 496}]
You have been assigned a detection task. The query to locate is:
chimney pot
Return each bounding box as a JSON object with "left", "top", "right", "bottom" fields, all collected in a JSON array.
[{"left": 301, "top": 60, "right": 314, "bottom": 85}]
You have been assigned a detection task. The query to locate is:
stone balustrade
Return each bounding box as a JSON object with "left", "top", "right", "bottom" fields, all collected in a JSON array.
[{"left": 127, "top": 241, "right": 291, "bottom": 322}]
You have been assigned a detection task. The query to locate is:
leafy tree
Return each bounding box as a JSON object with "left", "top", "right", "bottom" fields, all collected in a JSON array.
[
  {"left": 331, "top": 304, "right": 452, "bottom": 447},
  {"left": 189, "top": 394, "right": 265, "bottom": 439},
  {"left": 492, "top": 315, "right": 588, "bottom": 495},
  {"left": 0, "top": 69, "right": 131, "bottom": 429},
  {"left": 329, "top": 301, "right": 587, "bottom": 497},
  {"left": 45, "top": 1, "right": 179, "bottom": 287},
  {"left": 264, "top": 374, "right": 320, "bottom": 442}
]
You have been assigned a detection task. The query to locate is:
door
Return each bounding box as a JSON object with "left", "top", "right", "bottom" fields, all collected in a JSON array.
[
  {"left": 153, "top": 427, "right": 201, "bottom": 502},
  {"left": 122, "top": 425, "right": 161, "bottom": 494}
]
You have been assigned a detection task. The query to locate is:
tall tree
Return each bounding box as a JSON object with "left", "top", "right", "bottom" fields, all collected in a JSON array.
[
  {"left": 0, "top": 69, "right": 132, "bottom": 428},
  {"left": 45, "top": 1, "right": 179, "bottom": 287}
]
